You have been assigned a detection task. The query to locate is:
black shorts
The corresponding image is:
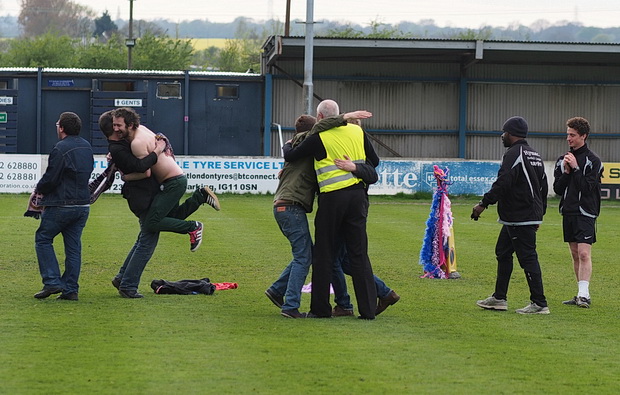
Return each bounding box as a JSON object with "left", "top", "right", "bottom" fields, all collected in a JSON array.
[{"left": 563, "top": 215, "right": 596, "bottom": 244}]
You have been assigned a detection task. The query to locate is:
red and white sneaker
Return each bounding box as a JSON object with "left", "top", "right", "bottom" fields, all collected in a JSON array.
[{"left": 189, "top": 221, "right": 203, "bottom": 252}]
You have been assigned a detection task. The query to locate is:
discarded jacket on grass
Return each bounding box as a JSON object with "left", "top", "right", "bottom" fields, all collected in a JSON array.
[{"left": 150, "top": 278, "right": 216, "bottom": 295}]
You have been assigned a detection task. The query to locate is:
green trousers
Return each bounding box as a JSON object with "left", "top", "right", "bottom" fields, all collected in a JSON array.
[{"left": 142, "top": 175, "right": 202, "bottom": 234}]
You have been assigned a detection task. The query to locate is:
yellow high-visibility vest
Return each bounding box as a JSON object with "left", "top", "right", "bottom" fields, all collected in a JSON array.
[{"left": 315, "top": 123, "right": 366, "bottom": 193}]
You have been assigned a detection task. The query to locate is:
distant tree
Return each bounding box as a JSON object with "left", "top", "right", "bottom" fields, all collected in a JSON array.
[
  {"left": 448, "top": 27, "right": 493, "bottom": 40},
  {"left": 325, "top": 19, "right": 411, "bottom": 38},
  {"left": 18, "top": 0, "right": 95, "bottom": 38},
  {"left": 3, "top": 31, "right": 194, "bottom": 70},
  {"left": 366, "top": 20, "right": 412, "bottom": 38},
  {"left": 3, "top": 32, "right": 77, "bottom": 67},
  {"left": 131, "top": 32, "right": 194, "bottom": 70},
  {"left": 93, "top": 10, "right": 117, "bottom": 41},
  {"left": 75, "top": 33, "right": 126, "bottom": 68},
  {"left": 591, "top": 33, "right": 614, "bottom": 43},
  {"left": 216, "top": 39, "right": 244, "bottom": 72},
  {"left": 192, "top": 46, "right": 220, "bottom": 70},
  {"left": 325, "top": 24, "right": 364, "bottom": 38},
  {"left": 213, "top": 17, "right": 278, "bottom": 72},
  {"left": 117, "top": 19, "right": 166, "bottom": 38}
]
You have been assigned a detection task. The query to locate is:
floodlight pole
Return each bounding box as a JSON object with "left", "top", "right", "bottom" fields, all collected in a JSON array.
[
  {"left": 285, "top": 0, "right": 291, "bottom": 36},
  {"left": 302, "top": 0, "right": 314, "bottom": 115},
  {"left": 126, "top": 0, "right": 135, "bottom": 69}
]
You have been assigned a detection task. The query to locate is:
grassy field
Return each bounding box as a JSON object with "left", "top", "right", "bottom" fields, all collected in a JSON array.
[
  {"left": 1, "top": 193, "right": 619, "bottom": 394},
  {"left": 186, "top": 38, "right": 230, "bottom": 51}
]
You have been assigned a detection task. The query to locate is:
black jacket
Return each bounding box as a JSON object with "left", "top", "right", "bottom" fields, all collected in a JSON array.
[
  {"left": 108, "top": 140, "right": 159, "bottom": 218},
  {"left": 553, "top": 143, "right": 603, "bottom": 218},
  {"left": 481, "top": 139, "right": 547, "bottom": 225}
]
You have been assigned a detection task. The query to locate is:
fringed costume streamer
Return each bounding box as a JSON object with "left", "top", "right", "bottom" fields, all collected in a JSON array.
[{"left": 419, "top": 165, "right": 455, "bottom": 279}]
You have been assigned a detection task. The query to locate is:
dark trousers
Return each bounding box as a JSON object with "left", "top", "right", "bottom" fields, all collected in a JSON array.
[
  {"left": 311, "top": 187, "right": 377, "bottom": 318},
  {"left": 493, "top": 225, "right": 547, "bottom": 307},
  {"left": 143, "top": 175, "right": 195, "bottom": 234}
]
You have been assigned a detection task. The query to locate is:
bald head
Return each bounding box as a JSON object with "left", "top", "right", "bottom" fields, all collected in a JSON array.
[{"left": 317, "top": 100, "right": 339, "bottom": 119}]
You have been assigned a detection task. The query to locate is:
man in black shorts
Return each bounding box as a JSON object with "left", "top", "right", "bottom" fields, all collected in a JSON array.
[{"left": 553, "top": 116, "right": 603, "bottom": 308}]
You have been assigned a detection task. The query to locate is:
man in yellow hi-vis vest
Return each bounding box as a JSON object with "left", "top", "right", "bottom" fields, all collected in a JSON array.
[{"left": 283, "top": 100, "right": 379, "bottom": 319}]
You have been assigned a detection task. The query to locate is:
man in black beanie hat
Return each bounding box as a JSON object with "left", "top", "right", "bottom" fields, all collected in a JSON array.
[{"left": 471, "top": 116, "right": 550, "bottom": 314}]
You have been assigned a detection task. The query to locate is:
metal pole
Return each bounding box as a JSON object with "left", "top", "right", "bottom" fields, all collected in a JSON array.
[
  {"left": 36, "top": 67, "right": 42, "bottom": 153},
  {"left": 127, "top": 0, "right": 134, "bottom": 69},
  {"left": 285, "top": 0, "right": 291, "bottom": 36},
  {"left": 302, "top": 0, "right": 314, "bottom": 115}
]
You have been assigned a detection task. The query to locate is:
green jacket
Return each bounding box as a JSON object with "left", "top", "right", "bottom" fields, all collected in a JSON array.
[{"left": 274, "top": 116, "right": 348, "bottom": 212}]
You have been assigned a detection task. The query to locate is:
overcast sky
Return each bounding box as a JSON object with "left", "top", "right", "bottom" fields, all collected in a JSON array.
[{"left": 2, "top": 0, "right": 620, "bottom": 29}]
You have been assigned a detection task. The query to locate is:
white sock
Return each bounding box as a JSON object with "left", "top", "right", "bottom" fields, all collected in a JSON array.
[{"left": 577, "top": 281, "right": 590, "bottom": 299}]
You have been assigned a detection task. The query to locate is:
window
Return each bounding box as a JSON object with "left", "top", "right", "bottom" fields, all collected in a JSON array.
[
  {"left": 216, "top": 84, "right": 239, "bottom": 99},
  {"left": 157, "top": 82, "right": 182, "bottom": 99},
  {"left": 101, "top": 81, "right": 135, "bottom": 91}
]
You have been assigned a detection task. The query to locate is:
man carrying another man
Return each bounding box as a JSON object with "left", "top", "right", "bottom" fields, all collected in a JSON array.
[
  {"left": 100, "top": 109, "right": 219, "bottom": 297},
  {"left": 112, "top": 107, "right": 215, "bottom": 252}
]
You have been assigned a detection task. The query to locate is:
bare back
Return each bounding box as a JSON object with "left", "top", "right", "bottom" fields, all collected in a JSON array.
[{"left": 131, "top": 126, "right": 182, "bottom": 183}]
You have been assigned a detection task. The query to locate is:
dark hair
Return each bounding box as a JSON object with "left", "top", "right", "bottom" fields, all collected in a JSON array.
[
  {"left": 295, "top": 115, "right": 316, "bottom": 134},
  {"left": 58, "top": 112, "right": 82, "bottom": 136},
  {"left": 113, "top": 107, "right": 141, "bottom": 129},
  {"left": 98, "top": 110, "right": 114, "bottom": 138},
  {"left": 566, "top": 117, "right": 590, "bottom": 136}
]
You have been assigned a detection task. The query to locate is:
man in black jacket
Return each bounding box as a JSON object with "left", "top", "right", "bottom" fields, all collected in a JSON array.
[
  {"left": 471, "top": 116, "right": 550, "bottom": 314},
  {"left": 553, "top": 117, "right": 603, "bottom": 309}
]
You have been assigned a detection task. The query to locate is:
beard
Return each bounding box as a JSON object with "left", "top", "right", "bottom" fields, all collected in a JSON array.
[{"left": 502, "top": 134, "right": 511, "bottom": 148}]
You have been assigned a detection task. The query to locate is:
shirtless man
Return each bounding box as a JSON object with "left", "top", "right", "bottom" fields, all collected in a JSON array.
[{"left": 112, "top": 107, "right": 217, "bottom": 252}]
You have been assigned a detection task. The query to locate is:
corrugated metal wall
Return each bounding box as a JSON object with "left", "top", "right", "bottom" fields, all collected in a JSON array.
[
  {"left": 269, "top": 60, "right": 620, "bottom": 161},
  {"left": 467, "top": 82, "right": 620, "bottom": 160}
]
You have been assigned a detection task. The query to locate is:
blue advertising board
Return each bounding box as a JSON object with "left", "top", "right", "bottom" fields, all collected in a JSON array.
[{"left": 369, "top": 160, "right": 499, "bottom": 195}]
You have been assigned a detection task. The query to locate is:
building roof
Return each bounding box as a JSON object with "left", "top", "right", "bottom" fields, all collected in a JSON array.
[{"left": 262, "top": 36, "right": 620, "bottom": 68}]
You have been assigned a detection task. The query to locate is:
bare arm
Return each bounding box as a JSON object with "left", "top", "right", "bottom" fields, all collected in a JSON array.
[{"left": 343, "top": 110, "right": 372, "bottom": 122}]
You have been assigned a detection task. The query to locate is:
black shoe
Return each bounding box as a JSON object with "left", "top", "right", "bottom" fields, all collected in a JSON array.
[
  {"left": 111, "top": 277, "right": 121, "bottom": 290},
  {"left": 264, "top": 289, "right": 284, "bottom": 308},
  {"left": 562, "top": 296, "right": 578, "bottom": 305},
  {"left": 34, "top": 286, "right": 63, "bottom": 299},
  {"left": 56, "top": 292, "right": 78, "bottom": 301},
  {"left": 119, "top": 289, "right": 144, "bottom": 299},
  {"left": 281, "top": 309, "right": 306, "bottom": 318}
]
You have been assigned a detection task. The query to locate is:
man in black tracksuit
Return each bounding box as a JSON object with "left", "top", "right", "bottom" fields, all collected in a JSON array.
[
  {"left": 553, "top": 116, "right": 603, "bottom": 309},
  {"left": 472, "top": 116, "right": 550, "bottom": 314}
]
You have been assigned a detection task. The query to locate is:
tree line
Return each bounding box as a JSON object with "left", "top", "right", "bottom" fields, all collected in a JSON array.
[{"left": 1, "top": 0, "right": 619, "bottom": 72}]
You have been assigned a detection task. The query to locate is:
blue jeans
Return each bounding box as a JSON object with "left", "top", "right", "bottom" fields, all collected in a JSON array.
[
  {"left": 35, "top": 206, "right": 90, "bottom": 294},
  {"left": 116, "top": 228, "right": 160, "bottom": 291},
  {"left": 269, "top": 204, "right": 313, "bottom": 311},
  {"left": 332, "top": 243, "right": 391, "bottom": 309}
]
